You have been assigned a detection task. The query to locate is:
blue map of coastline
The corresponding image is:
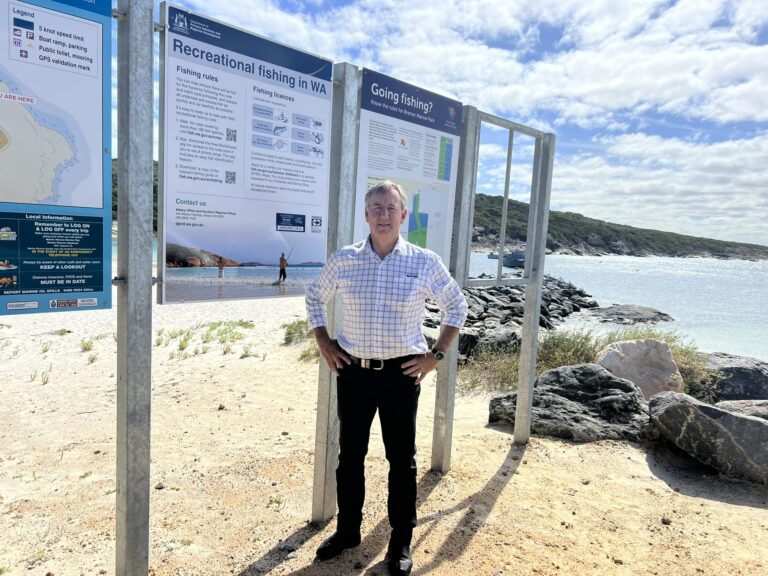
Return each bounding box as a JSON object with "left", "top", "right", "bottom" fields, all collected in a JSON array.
[{"left": 0, "top": 67, "right": 89, "bottom": 206}]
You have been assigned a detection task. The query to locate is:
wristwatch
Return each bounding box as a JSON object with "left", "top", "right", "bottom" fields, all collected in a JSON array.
[{"left": 431, "top": 347, "right": 445, "bottom": 361}]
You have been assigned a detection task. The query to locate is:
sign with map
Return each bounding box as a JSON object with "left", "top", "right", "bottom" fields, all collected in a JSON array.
[
  {"left": 355, "top": 69, "right": 462, "bottom": 263},
  {"left": 0, "top": 0, "right": 111, "bottom": 314}
]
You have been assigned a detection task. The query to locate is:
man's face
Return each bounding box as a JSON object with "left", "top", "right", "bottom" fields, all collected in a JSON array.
[{"left": 365, "top": 188, "right": 407, "bottom": 245}]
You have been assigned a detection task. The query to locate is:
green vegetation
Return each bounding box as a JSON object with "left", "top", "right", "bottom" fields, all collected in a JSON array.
[
  {"left": 282, "top": 320, "right": 319, "bottom": 360},
  {"left": 79, "top": 338, "right": 94, "bottom": 352},
  {"left": 153, "top": 320, "right": 256, "bottom": 360},
  {"left": 459, "top": 326, "right": 714, "bottom": 400},
  {"left": 473, "top": 193, "right": 768, "bottom": 259},
  {"left": 267, "top": 493, "right": 286, "bottom": 511},
  {"left": 282, "top": 319, "right": 311, "bottom": 344}
]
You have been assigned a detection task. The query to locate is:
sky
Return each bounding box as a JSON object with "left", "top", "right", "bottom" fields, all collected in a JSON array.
[{"left": 134, "top": 0, "right": 767, "bottom": 246}]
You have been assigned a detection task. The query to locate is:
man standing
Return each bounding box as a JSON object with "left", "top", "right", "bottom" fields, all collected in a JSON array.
[
  {"left": 305, "top": 181, "right": 467, "bottom": 575},
  {"left": 279, "top": 252, "right": 288, "bottom": 283}
]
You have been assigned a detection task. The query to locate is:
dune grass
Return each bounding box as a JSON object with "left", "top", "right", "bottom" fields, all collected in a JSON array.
[
  {"left": 459, "top": 326, "right": 715, "bottom": 400},
  {"left": 282, "top": 319, "right": 319, "bottom": 359}
]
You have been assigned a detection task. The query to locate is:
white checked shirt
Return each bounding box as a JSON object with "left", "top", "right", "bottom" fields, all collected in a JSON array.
[{"left": 306, "top": 236, "right": 468, "bottom": 359}]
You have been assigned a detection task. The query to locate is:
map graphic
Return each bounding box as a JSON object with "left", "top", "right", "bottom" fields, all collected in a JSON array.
[
  {"left": 1, "top": 0, "right": 103, "bottom": 209},
  {"left": 408, "top": 192, "right": 428, "bottom": 247},
  {"left": 403, "top": 187, "right": 447, "bottom": 252},
  {"left": 0, "top": 78, "right": 76, "bottom": 205}
]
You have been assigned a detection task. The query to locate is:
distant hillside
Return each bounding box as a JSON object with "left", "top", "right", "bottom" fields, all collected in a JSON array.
[
  {"left": 111, "top": 165, "right": 766, "bottom": 260},
  {"left": 472, "top": 194, "right": 768, "bottom": 260}
]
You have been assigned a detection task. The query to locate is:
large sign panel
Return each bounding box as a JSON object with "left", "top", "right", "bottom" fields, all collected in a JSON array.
[
  {"left": 355, "top": 69, "right": 462, "bottom": 262},
  {"left": 0, "top": 0, "right": 111, "bottom": 313},
  {"left": 161, "top": 4, "right": 332, "bottom": 302}
]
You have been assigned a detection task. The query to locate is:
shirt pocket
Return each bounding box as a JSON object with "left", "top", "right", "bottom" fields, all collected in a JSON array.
[{"left": 388, "top": 276, "right": 424, "bottom": 306}]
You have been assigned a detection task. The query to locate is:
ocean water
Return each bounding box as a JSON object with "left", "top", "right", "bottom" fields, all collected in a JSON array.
[
  {"left": 116, "top": 240, "right": 766, "bottom": 360},
  {"left": 470, "top": 253, "right": 768, "bottom": 361}
]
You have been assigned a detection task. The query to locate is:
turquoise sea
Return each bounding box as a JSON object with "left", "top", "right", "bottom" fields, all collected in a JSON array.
[
  {"left": 470, "top": 253, "right": 768, "bottom": 361},
  {"left": 118, "top": 241, "right": 766, "bottom": 361}
]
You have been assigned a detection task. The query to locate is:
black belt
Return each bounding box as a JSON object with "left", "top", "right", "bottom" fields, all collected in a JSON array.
[{"left": 347, "top": 354, "right": 415, "bottom": 370}]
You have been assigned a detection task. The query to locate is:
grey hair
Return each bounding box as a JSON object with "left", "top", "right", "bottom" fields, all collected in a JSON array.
[{"left": 365, "top": 180, "right": 407, "bottom": 210}]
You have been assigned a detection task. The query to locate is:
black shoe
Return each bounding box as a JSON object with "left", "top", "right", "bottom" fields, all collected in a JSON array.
[
  {"left": 315, "top": 531, "right": 361, "bottom": 560},
  {"left": 386, "top": 544, "right": 413, "bottom": 575}
]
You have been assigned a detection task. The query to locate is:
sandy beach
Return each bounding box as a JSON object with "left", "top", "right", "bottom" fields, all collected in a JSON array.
[{"left": 1, "top": 293, "right": 766, "bottom": 575}]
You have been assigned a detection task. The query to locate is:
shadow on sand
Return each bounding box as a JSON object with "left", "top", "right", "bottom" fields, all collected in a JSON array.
[
  {"left": 236, "top": 442, "right": 526, "bottom": 575},
  {"left": 645, "top": 438, "right": 768, "bottom": 509}
]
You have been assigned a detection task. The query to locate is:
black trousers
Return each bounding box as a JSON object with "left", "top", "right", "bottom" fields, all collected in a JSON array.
[{"left": 335, "top": 359, "right": 420, "bottom": 546}]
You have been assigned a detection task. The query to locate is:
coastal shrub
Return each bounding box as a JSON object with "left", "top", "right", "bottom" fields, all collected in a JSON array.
[
  {"left": 459, "top": 326, "right": 712, "bottom": 398},
  {"left": 282, "top": 319, "right": 319, "bottom": 360},
  {"left": 282, "top": 319, "right": 311, "bottom": 344}
]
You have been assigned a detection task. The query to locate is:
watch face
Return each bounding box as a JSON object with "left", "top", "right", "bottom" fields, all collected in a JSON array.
[{"left": 432, "top": 348, "right": 445, "bottom": 361}]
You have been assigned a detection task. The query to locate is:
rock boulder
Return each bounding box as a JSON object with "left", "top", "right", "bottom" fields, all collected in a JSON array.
[
  {"left": 588, "top": 304, "right": 673, "bottom": 324},
  {"left": 594, "top": 339, "right": 684, "bottom": 400},
  {"left": 650, "top": 392, "right": 768, "bottom": 485},
  {"left": 715, "top": 400, "right": 768, "bottom": 422},
  {"left": 702, "top": 353, "right": 768, "bottom": 401},
  {"left": 489, "top": 363, "right": 651, "bottom": 442}
]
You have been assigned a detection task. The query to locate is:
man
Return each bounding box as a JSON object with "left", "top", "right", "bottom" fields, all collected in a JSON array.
[
  {"left": 279, "top": 252, "right": 288, "bottom": 283},
  {"left": 305, "top": 181, "right": 468, "bottom": 575}
]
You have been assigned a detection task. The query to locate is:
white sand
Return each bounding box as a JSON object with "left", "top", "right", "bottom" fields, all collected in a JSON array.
[{"left": 1, "top": 293, "right": 767, "bottom": 575}]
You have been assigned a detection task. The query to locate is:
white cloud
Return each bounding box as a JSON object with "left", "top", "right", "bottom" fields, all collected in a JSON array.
[
  {"left": 140, "top": 0, "right": 767, "bottom": 245},
  {"left": 551, "top": 132, "right": 768, "bottom": 244}
]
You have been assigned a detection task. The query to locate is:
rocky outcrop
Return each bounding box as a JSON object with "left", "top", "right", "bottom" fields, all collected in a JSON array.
[
  {"left": 423, "top": 278, "right": 599, "bottom": 359},
  {"left": 701, "top": 353, "right": 768, "bottom": 401},
  {"left": 650, "top": 392, "right": 768, "bottom": 485},
  {"left": 488, "top": 364, "right": 651, "bottom": 442},
  {"left": 166, "top": 243, "right": 239, "bottom": 268},
  {"left": 594, "top": 339, "right": 684, "bottom": 400},
  {"left": 587, "top": 305, "right": 673, "bottom": 325},
  {"left": 715, "top": 400, "right": 768, "bottom": 421}
]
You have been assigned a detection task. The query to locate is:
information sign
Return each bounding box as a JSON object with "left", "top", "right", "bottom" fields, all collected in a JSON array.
[
  {"left": 0, "top": 0, "right": 112, "bottom": 313},
  {"left": 161, "top": 4, "right": 333, "bottom": 302},
  {"left": 355, "top": 69, "right": 462, "bottom": 262}
]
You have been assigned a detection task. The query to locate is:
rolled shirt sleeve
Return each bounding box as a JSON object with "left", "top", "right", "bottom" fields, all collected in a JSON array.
[
  {"left": 305, "top": 253, "right": 339, "bottom": 329},
  {"left": 425, "top": 257, "right": 468, "bottom": 328}
]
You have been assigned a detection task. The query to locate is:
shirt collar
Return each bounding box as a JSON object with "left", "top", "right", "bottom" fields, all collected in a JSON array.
[{"left": 366, "top": 235, "right": 407, "bottom": 257}]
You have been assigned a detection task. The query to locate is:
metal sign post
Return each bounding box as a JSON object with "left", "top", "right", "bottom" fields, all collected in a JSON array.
[
  {"left": 311, "top": 62, "right": 361, "bottom": 522},
  {"left": 457, "top": 112, "right": 556, "bottom": 445},
  {"left": 513, "top": 133, "right": 555, "bottom": 443},
  {"left": 115, "top": 0, "right": 154, "bottom": 573}
]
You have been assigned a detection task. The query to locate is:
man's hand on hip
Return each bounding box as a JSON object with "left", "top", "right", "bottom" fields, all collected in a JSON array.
[
  {"left": 313, "top": 327, "right": 351, "bottom": 375},
  {"left": 401, "top": 354, "right": 439, "bottom": 384}
]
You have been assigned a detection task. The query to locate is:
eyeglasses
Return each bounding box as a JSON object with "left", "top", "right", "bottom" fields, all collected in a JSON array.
[{"left": 369, "top": 206, "right": 402, "bottom": 217}]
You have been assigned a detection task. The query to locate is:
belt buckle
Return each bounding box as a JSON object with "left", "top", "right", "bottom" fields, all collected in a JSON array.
[{"left": 361, "top": 358, "right": 384, "bottom": 370}]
